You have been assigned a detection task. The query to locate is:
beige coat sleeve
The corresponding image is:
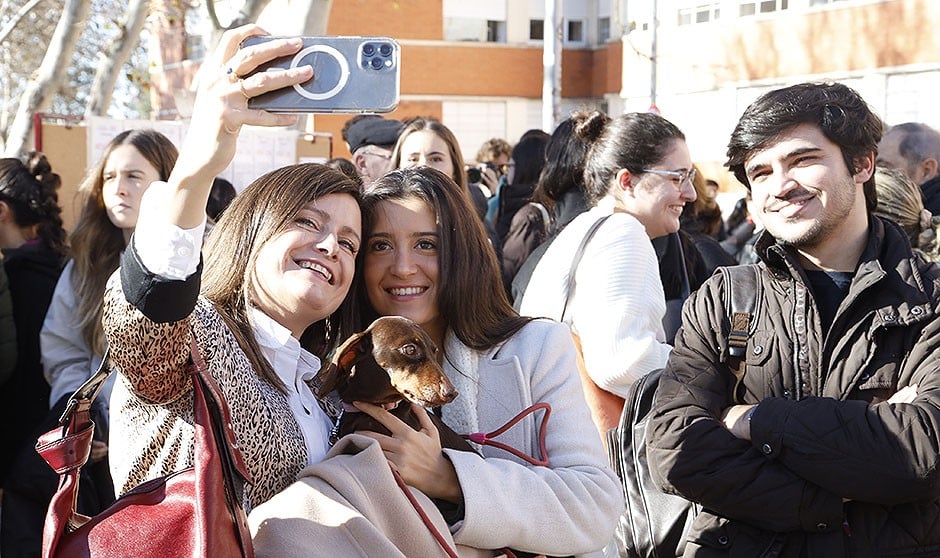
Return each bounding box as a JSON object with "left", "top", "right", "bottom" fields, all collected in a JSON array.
[{"left": 249, "top": 434, "right": 495, "bottom": 558}]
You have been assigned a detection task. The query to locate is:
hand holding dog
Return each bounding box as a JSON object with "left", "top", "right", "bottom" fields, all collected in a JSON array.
[{"left": 353, "top": 401, "right": 464, "bottom": 504}]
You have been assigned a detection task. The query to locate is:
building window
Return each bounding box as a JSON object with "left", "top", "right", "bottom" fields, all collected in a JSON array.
[
  {"left": 444, "top": 17, "right": 506, "bottom": 42},
  {"left": 486, "top": 20, "right": 506, "bottom": 42},
  {"left": 809, "top": 0, "right": 849, "bottom": 5},
  {"left": 739, "top": 0, "right": 788, "bottom": 17},
  {"left": 566, "top": 19, "right": 584, "bottom": 43},
  {"left": 530, "top": 19, "right": 544, "bottom": 40},
  {"left": 598, "top": 16, "right": 611, "bottom": 42},
  {"left": 679, "top": 3, "right": 721, "bottom": 25}
]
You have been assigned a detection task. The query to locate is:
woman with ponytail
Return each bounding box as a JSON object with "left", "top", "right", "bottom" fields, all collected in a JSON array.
[
  {"left": 519, "top": 112, "right": 697, "bottom": 437},
  {"left": 0, "top": 152, "right": 69, "bottom": 480}
]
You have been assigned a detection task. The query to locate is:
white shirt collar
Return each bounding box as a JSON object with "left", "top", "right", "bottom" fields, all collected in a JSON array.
[{"left": 247, "top": 307, "right": 321, "bottom": 385}]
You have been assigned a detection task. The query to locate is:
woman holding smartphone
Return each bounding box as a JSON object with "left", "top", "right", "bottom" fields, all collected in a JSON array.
[{"left": 101, "top": 25, "right": 362, "bottom": 509}]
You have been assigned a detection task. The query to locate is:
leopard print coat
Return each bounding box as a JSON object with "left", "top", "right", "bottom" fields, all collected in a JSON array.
[{"left": 102, "top": 273, "right": 309, "bottom": 510}]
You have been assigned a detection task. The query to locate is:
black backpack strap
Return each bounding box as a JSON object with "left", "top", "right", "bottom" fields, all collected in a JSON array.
[
  {"left": 719, "top": 265, "right": 761, "bottom": 404},
  {"left": 561, "top": 214, "right": 612, "bottom": 323}
]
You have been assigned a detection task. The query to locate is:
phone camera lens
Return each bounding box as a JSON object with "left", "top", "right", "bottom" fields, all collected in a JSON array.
[
  {"left": 370, "top": 57, "right": 384, "bottom": 70},
  {"left": 379, "top": 44, "right": 392, "bottom": 57},
  {"left": 363, "top": 43, "right": 376, "bottom": 56}
]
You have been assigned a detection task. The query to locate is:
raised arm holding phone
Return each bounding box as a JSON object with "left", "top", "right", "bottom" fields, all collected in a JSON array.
[{"left": 102, "top": 24, "right": 364, "bottom": 508}]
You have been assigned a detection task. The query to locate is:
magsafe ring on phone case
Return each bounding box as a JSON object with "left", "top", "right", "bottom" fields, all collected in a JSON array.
[{"left": 290, "top": 44, "right": 349, "bottom": 101}]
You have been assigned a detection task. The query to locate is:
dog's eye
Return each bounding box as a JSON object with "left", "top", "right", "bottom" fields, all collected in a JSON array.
[{"left": 400, "top": 343, "right": 420, "bottom": 357}]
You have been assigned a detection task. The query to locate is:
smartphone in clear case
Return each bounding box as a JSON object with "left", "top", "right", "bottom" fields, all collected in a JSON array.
[{"left": 240, "top": 36, "right": 400, "bottom": 114}]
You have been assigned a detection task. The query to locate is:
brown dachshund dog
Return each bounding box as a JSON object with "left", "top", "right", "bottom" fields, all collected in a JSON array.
[{"left": 316, "top": 316, "right": 475, "bottom": 452}]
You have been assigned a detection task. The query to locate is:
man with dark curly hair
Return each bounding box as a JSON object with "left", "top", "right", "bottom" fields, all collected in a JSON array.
[{"left": 649, "top": 82, "right": 940, "bottom": 556}]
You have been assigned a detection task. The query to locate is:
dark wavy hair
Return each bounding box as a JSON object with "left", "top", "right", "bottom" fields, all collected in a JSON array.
[
  {"left": 203, "top": 163, "right": 363, "bottom": 391},
  {"left": 582, "top": 112, "right": 686, "bottom": 206},
  {"left": 0, "top": 152, "right": 68, "bottom": 256},
  {"left": 726, "top": 82, "right": 883, "bottom": 211},
  {"left": 508, "top": 130, "right": 550, "bottom": 187},
  {"left": 359, "top": 166, "right": 532, "bottom": 349}
]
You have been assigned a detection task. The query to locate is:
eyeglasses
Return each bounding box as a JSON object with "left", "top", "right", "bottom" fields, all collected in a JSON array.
[
  {"left": 641, "top": 167, "right": 696, "bottom": 189},
  {"left": 360, "top": 150, "right": 391, "bottom": 160}
]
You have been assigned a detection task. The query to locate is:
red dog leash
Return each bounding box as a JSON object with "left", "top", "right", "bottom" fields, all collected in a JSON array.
[
  {"left": 390, "top": 465, "right": 460, "bottom": 558},
  {"left": 392, "top": 403, "right": 552, "bottom": 557},
  {"left": 464, "top": 402, "right": 551, "bottom": 466}
]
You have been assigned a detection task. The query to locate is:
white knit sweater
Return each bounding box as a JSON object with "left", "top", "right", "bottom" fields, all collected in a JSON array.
[{"left": 519, "top": 196, "right": 672, "bottom": 397}]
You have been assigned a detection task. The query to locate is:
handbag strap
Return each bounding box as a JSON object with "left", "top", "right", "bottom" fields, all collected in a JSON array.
[
  {"left": 37, "top": 338, "right": 254, "bottom": 557},
  {"left": 672, "top": 232, "right": 691, "bottom": 301},
  {"left": 528, "top": 201, "right": 552, "bottom": 237},
  {"left": 561, "top": 214, "right": 612, "bottom": 323}
]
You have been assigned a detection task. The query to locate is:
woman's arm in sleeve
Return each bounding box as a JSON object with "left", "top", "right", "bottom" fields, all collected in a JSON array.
[
  {"left": 575, "top": 216, "right": 672, "bottom": 397},
  {"left": 98, "top": 179, "right": 207, "bottom": 404},
  {"left": 445, "top": 322, "right": 623, "bottom": 555},
  {"left": 41, "top": 263, "right": 96, "bottom": 406}
]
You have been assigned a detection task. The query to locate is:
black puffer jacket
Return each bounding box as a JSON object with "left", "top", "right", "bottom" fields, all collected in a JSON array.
[{"left": 648, "top": 217, "right": 940, "bottom": 557}]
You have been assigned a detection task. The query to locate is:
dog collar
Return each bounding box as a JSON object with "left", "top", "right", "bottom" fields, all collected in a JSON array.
[
  {"left": 329, "top": 400, "right": 404, "bottom": 446},
  {"left": 340, "top": 400, "right": 402, "bottom": 413}
]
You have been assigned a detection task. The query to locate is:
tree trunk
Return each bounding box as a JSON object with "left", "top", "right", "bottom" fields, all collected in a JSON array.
[
  {"left": 84, "top": 0, "right": 150, "bottom": 117},
  {"left": 148, "top": 0, "right": 188, "bottom": 119},
  {"left": 299, "top": 0, "right": 332, "bottom": 35},
  {"left": 4, "top": 0, "right": 91, "bottom": 156}
]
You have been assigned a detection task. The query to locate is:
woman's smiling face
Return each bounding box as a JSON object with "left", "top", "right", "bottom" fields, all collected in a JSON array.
[
  {"left": 250, "top": 193, "right": 362, "bottom": 338},
  {"left": 626, "top": 138, "right": 697, "bottom": 239},
  {"left": 363, "top": 196, "right": 445, "bottom": 343}
]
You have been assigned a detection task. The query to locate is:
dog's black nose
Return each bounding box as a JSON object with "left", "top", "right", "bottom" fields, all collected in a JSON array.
[{"left": 440, "top": 383, "right": 458, "bottom": 402}]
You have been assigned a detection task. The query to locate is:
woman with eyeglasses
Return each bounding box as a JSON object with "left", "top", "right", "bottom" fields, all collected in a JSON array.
[{"left": 518, "top": 111, "right": 696, "bottom": 436}]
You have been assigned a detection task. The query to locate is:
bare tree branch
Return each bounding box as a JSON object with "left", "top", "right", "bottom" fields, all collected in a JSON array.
[
  {"left": 4, "top": 0, "right": 91, "bottom": 156},
  {"left": 206, "top": 0, "right": 222, "bottom": 30},
  {"left": 300, "top": 0, "right": 332, "bottom": 35},
  {"left": 233, "top": 0, "right": 271, "bottom": 28},
  {"left": 0, "top": 0, "right": 44, "bottom": 45},
  {"left": 84, "top": 0, "right": 150, "bottom": 117}
]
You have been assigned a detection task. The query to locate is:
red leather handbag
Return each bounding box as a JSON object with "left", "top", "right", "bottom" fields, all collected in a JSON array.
[{"left": 36, "top": 340, "right": 255, "bottom": 558}]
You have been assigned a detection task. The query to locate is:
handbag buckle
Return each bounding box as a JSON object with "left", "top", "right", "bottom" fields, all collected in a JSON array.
[{"left": 58, "top": 398, "right": 79, "bottom": 426}]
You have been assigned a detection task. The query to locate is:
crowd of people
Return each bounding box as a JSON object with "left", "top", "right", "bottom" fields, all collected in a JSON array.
[{"left": 3, "top": 23, "right": 940, "bottom": 557}]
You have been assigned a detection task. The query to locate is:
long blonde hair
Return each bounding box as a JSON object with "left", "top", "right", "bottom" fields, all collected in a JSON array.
[
  {"left": 874, "top": 167, "right": 940, "bottom": 260},
  {"left": 71, "top": 129, "right": 178, "bottom": 354}
]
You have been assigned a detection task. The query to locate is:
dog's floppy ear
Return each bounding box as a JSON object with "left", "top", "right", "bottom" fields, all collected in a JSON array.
[
  {"left": 338, "top": 330, "right": 373, "bottom": 372},
  {"left": 314, "top": 329, "right": 373, "bottom": 397},
  {"left": 314, "top": 362, "right": 341, "bottom": 398}
]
